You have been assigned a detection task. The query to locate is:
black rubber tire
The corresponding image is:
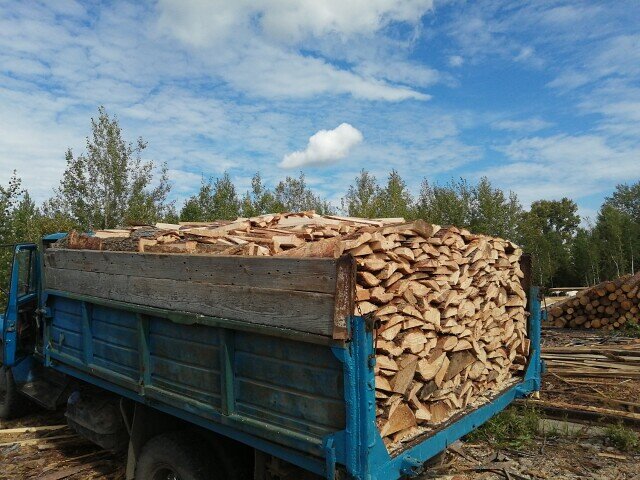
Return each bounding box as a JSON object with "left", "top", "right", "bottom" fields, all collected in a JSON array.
[
  {"left": 135, "top": 431, "right": 224, "bottom": 480},
  {"left": 0, "top": 366, "right": 28, "bottom": 420}
]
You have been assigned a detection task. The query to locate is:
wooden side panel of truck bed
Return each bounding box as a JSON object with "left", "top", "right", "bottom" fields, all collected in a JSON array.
[{"left": 44, "top": 249, "right": 355, "bottom": 338}]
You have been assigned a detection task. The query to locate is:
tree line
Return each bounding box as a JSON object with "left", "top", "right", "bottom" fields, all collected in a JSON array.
[{"left": 1, "top": 107, "right": 638, "bottom": 289}]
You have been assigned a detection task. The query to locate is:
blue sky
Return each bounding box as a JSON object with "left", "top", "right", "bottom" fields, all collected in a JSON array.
[{"left": 1, "top": 1, "right": 639, "bottom": 220}]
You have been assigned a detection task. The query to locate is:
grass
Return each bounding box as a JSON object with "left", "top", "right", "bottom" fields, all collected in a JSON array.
[
  {"left": 466, "top": 406, "right": 640, "bottom": 454},
  {"left": 604, "top": 423, "right": 640, "bottom": 452},
  {"left": 466, "top": 406, "right": 540, "bottom": 449},
  {"left": 622, "top": 321, "right": 640, "bottom": 337}
]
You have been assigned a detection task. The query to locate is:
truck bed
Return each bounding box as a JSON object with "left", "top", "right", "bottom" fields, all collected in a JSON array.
[
  {"left": 46, "top": 294, "right": 345, "bottom": 459},
  {"left": 41, "top": 248, "right": 542, "bottom": 479}
]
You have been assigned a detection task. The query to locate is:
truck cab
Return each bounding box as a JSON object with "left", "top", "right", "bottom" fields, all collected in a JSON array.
[{"left": 0, "top": 243, "right": 41, "bottom": 418}]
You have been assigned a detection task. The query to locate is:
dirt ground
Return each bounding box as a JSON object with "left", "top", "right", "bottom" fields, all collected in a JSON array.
[
  {"left": 0, "top": 411, "right": 124, "bottom": 480},
  {"left": 3, "top": 410, "right": 638, "bottom": 480},
  {"left": 1, "top": 329, "right": 639, "bottom": 480},
  {"left": 422, "top": 435, "right": 640, "bottom": 480}
]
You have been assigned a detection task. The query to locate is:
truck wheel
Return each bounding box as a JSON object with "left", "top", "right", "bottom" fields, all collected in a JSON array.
[
  {"left": 0, "top": 366, "right": 27, "bottom": 419},
  {"left": 136, "top": 431, "right": 223, "bottom": 480}
]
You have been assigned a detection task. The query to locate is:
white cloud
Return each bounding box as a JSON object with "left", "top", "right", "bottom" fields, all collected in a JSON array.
[
  {"left": 155, "top": 0, "right": 435, "bottom": 101},
  {"left": 448, "top": 55, "right": 464, "bottom": 67},
  {"left": 488, "top": 133, "right": 640, "bottom": 205},
  {"left": 157, "top": 0, "right": 434, "bottom": 46},
  {"left": 218, "top": 40, "right": 430, "bottom": 101},
  {"left": 492, "top": 117, "right": 553, "bottom": 132},
  {"left": 280, "top": 123, "right": 364, "bottom": 168},
  {"left": 547, "top": 71, "right": 591, "bottom": 90},
  {"left": 356, "top": 60, "right": 441, "bottom": 89}
]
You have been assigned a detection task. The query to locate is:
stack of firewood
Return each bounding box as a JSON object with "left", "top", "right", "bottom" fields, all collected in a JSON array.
[
  {"left": 346, "top": 222, "right": 528, "bottom": 444},
  {"left": 547, "top": 273, "right": 640, "bottom": 330},
  {"left": 56, "top": 211, "right": 529, "bottom": 445}
]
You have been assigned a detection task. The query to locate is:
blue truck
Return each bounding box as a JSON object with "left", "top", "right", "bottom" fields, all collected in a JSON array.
[{"left": 0, "top": 237, "right": 542, "bottom": 480}]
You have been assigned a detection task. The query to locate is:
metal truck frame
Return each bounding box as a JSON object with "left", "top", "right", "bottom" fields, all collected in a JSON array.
[{"left": 0, "top": 238, "right": 542, "bottom": 479}]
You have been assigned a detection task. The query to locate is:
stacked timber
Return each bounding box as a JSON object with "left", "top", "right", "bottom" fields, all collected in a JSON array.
[
  {"left": 542, "top": 343, "right": 640, "bottom": 379},
  {"left": 55, "top": 211, "right": 529, "bottom": 445},
  {"left": 547, "top": 273, "right": 640, "bottom": 330}
]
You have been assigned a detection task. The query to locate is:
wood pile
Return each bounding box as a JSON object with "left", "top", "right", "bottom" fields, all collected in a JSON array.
[
  {"left": 543, "top": 343, "right": 640, "bottom": 379},
  {"left": 532, "top": 330, "right": 640, "bottom": 426},
  {"left": 547, "top": 273, "right": 640, "bottom": 330},
  {"left": 55, "top": 211, "right": 530, "bottom": 445}
]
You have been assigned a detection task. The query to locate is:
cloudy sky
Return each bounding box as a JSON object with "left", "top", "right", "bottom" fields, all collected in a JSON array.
[{"left": 1, "top": 1, "right": 639, "bottom": 218}]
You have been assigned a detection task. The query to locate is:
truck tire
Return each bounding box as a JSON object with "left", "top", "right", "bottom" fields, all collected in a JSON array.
[
  {"left": 0, "top": 366, "right": 27, "bottom": 419},
  {"left": 136, "top": 431, "right": 223, "bottom": 480}
]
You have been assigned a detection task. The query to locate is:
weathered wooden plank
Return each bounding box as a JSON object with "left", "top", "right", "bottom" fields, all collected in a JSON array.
[
  {"left": 333, "top": 254, "right": 356, "bottom": 339},
  {"left": 45, "top": 249, "right": 338, "bottom": 294},
  {"left": 45, "top": 267, "right": 336, "bottom": 336}
]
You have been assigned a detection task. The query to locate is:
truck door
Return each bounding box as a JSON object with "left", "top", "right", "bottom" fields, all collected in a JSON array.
[{"left": 1, "top": 244, "right": 38, "bottom": 367}]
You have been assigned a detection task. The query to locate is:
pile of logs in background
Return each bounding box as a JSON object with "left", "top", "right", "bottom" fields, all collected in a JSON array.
[
  {"left": 548, "top": 273, "right": 640, "bottom": 330},
  {"left": 56, "top": 211, "right": 530, "bottom": 447}
]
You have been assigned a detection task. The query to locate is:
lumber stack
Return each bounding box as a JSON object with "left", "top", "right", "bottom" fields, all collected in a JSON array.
[
  {"left": 547, "top": 273, "right": 640, "bottom": 330},
  {"left": 55, "top": 211, "right": 529, "bottom": 445},
  {"left": 543, "top": 343, "right": 640, "bottom": 379}
]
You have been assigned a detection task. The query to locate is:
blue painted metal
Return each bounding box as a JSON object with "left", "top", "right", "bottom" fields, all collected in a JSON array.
[
  {"left": 42, "top": 233, "right": 68, "bottom": 242},
  {"left": 41, "top": 293, "right": 344, "bottom": 467},
  {"left": 2, "top": 243, "right": 38, "bottom": 367},
  {"left": 3, "top": 238, "right": 542, "bottom": 480},
  {"left": 324, "top": 437, "right": 336, "bottom": 480},
  {"left": 50, "top": 359, "right": 328, "bottom": 476}
]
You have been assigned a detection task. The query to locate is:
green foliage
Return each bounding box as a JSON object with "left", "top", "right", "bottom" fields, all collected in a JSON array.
[
  {"left": 623, "top": 321, "right": 640, "bottom": 337},
  {"left": 341, "top": 170, "right": 381, "bottom": 218},
  {"left": 470, "top": 177, "right": 522, "bottom": 239},
  {"left": 604, "top": 423, "right": 640, "bottom": 452},
  {"left": 593, "top": 205, "right": 639, "bottom": 279},
  {"left": 47, "top": 106, "right": 173, "bottom": 229},
  {"left": 416, "top": 178, "right": 473, "bottom": 226},
  {"left": 241, "top": 173, "right": 278, "bottom": 217},
  {"left": 415, "top": 176, "right": 522, "bottom": 239},
  {"left": 519, "top": 198, "right": 580, "bottom": 286},
  {"left": 272, "top": 173, "right": 332, "bottom": 214},
  {"left": 528, "top": 198, "right": 581, "bottom": 243},
  {"left": 571, "top": 227, "right": 600, "bottom": 286},
  {"left": 605, "top": 181, "right": 640, "bottom": 222},
  {"left": 375, "top": 170, "right": 413, "bottom": 219},
  {"left": 180, "top": 173, "right": 241, "bottom": 221},
  {"left": 0, "top": 172, "right": 25, "bottom": 301},
  {"left": 0, "top": 172, "right": 24, "bottom": 241},
  {"left": 466, "top": 406, "right": 540, "bottom": 448},
  {"left": 0, "top": 174, "right": 79, "bottom": 305},
  {"left": 341, "top": 170, "right": 413, "bottom": 219}
]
